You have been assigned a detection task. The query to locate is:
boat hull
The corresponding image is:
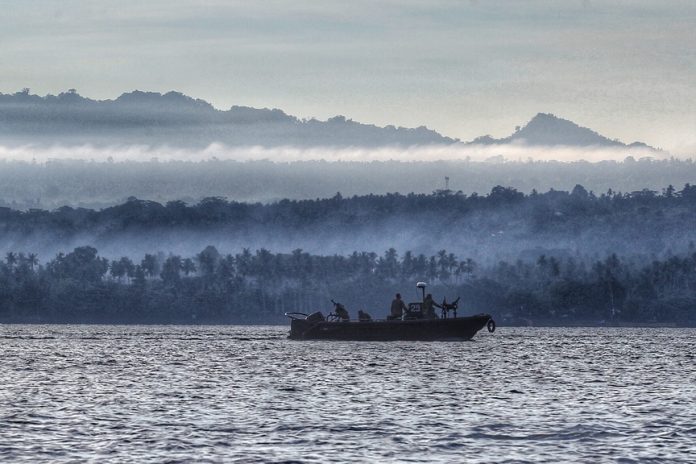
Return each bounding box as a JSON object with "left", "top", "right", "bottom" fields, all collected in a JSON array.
[{"left": 288, "top": 314, "right": 492, "bottom": 341}]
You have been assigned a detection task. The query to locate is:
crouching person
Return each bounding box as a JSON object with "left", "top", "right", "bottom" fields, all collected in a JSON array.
[{"left": 334, "top": 301, "right": 350, "bottom": 322}]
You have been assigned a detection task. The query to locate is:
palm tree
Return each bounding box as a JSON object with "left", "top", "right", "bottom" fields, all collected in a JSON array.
[
  {"left": 182, "top": 258, "right": 196, "bottom": 276},
  {"left": 120, "top": 257, "right": 135, "bottom": 283},
  {"left": 27, "top": 253, "right": 39, "bottom": 271},
  {"left": 197, "top": 246, "right": 220, "bottom": 276},
  {"left": 160, "top": 255, "right": 182, "bottom": 285},
  {"left": 5, "top": 252, "right": 17, "bottom": 267},
  {"left": 437, "top": 250, "right": 450, "bottom": 281},
  {"left": 401, "top": 250, "right": 414, "bottom": 279},
  {"left": 458, "top": 258, "right": 476, "bottom": 280},
  {"left": 141, "top": 254, "right": 158, "bottom": 278},
  {"left": 427, "top": 256, "right": 438, "bottom": 282},
  {"left": 110, "top": 260, "right": 125, "bottom": 281}
]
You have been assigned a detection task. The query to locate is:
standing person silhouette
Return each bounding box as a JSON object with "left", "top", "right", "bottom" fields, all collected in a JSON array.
[
  {"left": 422, "top": 293, "right": 442, "bottom": 319},
  {"left": 389, "top": 293, "right": 407, "bottom": 320}
]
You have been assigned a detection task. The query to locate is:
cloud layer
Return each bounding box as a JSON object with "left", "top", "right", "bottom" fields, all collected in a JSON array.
[{"left": 0, "top": 142, "right": 668, "bottom": 164}]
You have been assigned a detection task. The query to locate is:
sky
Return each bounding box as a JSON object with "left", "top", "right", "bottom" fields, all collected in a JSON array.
[{"left": 1, "top": 0, "right": 694, "bottom": 153}]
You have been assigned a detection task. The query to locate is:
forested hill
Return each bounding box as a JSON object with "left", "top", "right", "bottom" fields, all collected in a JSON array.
[
  {"left": 0, "top": 89, "right": 456, "bottom": 147},
  {"left": 2, "top": 184, "right": 696, "bottom": 261}
]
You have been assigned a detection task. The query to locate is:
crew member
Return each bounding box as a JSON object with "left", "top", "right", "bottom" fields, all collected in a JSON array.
[
  {"left": 334, "top": 302, "right": 350, "bottom": 321},
  {"left": 389, "top": 293, "right": 407, "bottom": 320},
  {"left": 422, "top": 293, "right": 442, "bottom": 319}
]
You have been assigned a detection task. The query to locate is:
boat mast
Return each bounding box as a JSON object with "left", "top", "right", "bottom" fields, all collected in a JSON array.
[{"left": 416, "top": 282, "right": 427, "bottom": 302}]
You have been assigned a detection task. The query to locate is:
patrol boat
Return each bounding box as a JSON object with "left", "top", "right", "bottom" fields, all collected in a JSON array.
[{"left": 285, "top": 282, "right": 495, "bottom": 341}]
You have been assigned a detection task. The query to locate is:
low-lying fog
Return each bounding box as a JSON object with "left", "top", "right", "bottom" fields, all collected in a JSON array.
[
  {"left": 1, "top": 190, "right": 694, "bottom": 267},
  {"left": 1, "top": 213, "right": 689, "bottom": 266},
  {"left": 0, "top": 142, "right": 666, "bottom": 164},
  {"left": 0, "top": 144, "right": 689, "bottom": 209},
  {"left": 1, "top": 143, "right": 693, "bottom": 265}
]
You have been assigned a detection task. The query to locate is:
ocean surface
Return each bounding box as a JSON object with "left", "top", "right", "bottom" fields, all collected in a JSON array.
[{"left": 1, "top": 325, "right": 695, "bottom": 463}]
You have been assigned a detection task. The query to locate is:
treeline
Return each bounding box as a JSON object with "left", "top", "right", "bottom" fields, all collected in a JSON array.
[
  {"left": 1, "top": 245, "right": 695, "bottom": 326},
  {"left": 3, "top": 182, "right": 696, "bottom": 233},
  {"left": 3, "top": 183, "right": 696, "bottom": 262},
  {"left": 1, "top": 157, "right": 696, "bottom": 210}
]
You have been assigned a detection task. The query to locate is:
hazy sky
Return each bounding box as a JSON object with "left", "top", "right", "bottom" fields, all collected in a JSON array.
[{"left": 1, "top": 0, "right": 694, "bottom": 153}]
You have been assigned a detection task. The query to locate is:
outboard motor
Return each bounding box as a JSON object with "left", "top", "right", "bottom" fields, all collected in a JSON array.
[{"left": 285, "top": 311, "right": 325, "bottom": 339}]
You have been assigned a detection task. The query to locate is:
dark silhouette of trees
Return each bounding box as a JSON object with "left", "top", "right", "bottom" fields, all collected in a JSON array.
[
  {"left": 3, "top": 183, "right": 696, "bottom": 240},
  {"left": 47, "top": 246, "right": 108, "bottom": 284},
  {"left": 160, "top": 256, "right": 182, "bottom": 286},
  {"left": 0, "top": 244, "right": 694, "bottom": 326},
  {"left": 1, "top": 182, "right": 696, "bottom": 288},
  {"left": 1, "top": 184, "right": 696, "bottom": 325}
]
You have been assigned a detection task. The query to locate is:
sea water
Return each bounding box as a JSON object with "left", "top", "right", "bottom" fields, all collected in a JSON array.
[{"left": 1, "top": 325, "right": 694, "bottom": 463}]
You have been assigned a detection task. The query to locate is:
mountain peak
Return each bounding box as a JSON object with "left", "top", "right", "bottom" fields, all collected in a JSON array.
[
  {"left": 525, "top": 112, "right": 583, "bottom": 129},
  {"left": 468, "top": 112, "right": 653, "bottom": 149},
  {"left": 512, "top": 112, "right": 622, "bottom": 146},
  {"left": 529, "top": 112, "right": 559, "bottom": 122}
]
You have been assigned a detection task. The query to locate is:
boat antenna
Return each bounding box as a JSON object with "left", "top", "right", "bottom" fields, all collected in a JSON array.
[{"left": 416, "top": 282, "right": 427, "bottom": 302}]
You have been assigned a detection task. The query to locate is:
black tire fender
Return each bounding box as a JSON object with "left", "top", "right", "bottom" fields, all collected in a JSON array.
[{"left": 487, "top": 319, "right": 496, "bottom": 333}]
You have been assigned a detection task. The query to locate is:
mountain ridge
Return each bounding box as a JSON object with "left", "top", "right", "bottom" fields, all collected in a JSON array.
[
  {"left": 0, "top": 89, "right": 457, "bottom": 147},
  {"left": 0, "top": 89, "right": 655, "bottom": 150}
]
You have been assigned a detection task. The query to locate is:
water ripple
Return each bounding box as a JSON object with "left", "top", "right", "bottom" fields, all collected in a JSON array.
[{"left": 0, "top": 325, "right": 695, "bottom": 462}]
